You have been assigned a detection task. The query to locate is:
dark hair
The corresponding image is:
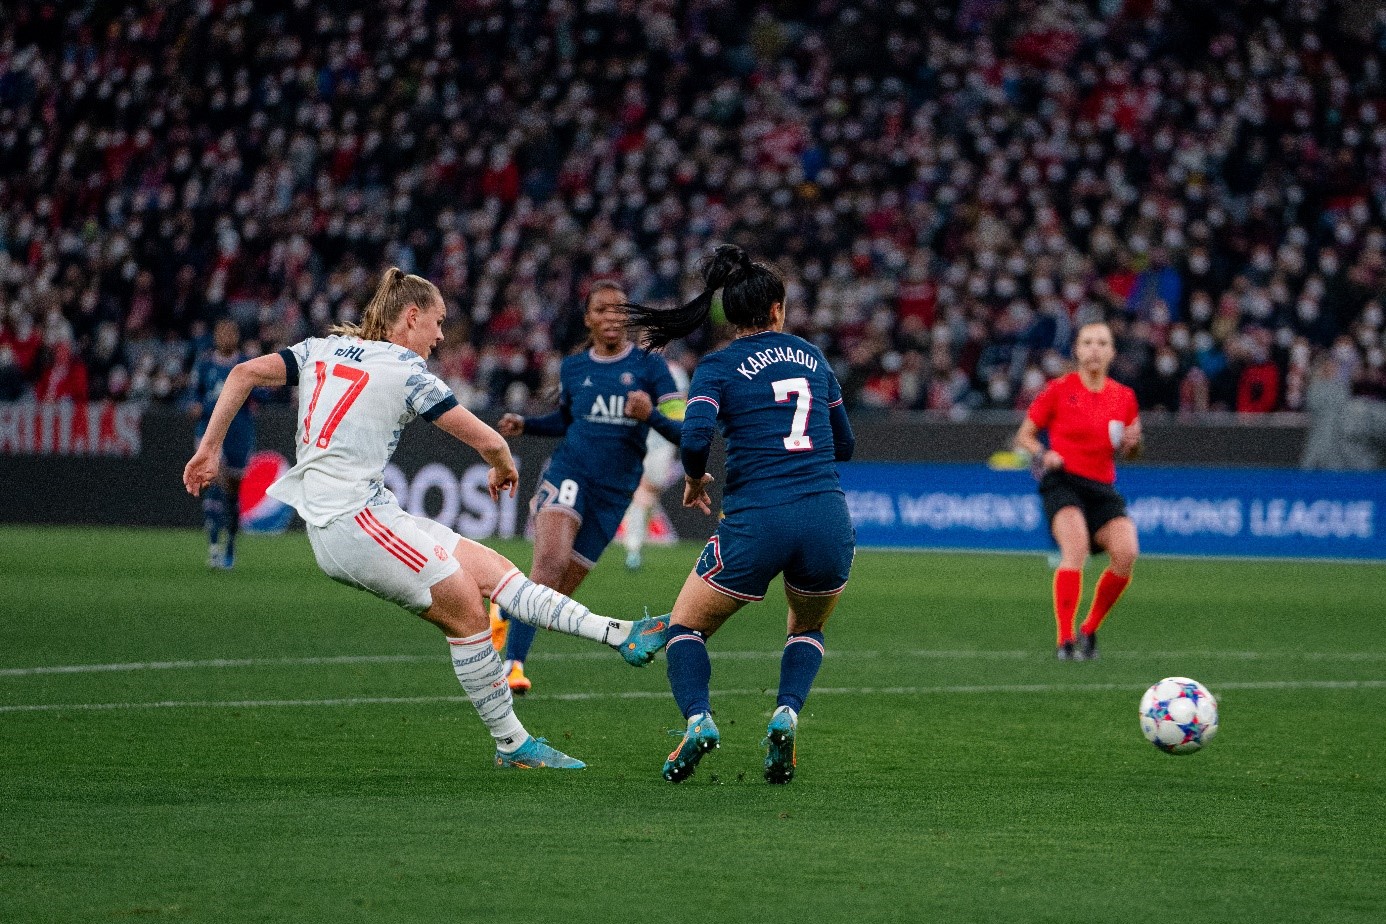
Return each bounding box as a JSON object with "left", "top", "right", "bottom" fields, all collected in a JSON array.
[
  {"left": 585, "top": 279, "right": 627, "bottom": 310},
  {"left": 623, "top": 244, "right": 786, "bottom": 350}
]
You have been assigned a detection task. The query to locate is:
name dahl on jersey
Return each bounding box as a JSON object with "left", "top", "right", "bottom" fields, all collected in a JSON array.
[{"left": 736, "top": 345, "right": 819, "bottom": 380}]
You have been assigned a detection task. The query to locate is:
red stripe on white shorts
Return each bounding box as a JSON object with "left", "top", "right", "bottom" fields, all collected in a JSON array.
[
  {"left": 355, "top": 510, "right": 427, "bottom": 572},
  {"left": 360, "top": 508, "right": 429, "bottom": 568}
]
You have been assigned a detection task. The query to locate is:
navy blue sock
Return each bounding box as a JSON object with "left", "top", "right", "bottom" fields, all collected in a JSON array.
[
  {"left": 226, "top": 484, "right": 241, "bottom": 541},
  {"left": 202, "top": 484, "right": 226, "bottom": 545},
  {"left": 666, "top": 629, "right": 712, "bottom": 719},
  {"left": 777, "top": 631, "right": 825, "bottom": 712},
  {"left": 502, "top": 607, "right": 537, "bottom": 663}
]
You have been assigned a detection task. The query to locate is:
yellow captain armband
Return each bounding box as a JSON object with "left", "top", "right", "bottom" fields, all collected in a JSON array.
[{"left": 657, "top": 397, "right": 686, "bottom": 421}]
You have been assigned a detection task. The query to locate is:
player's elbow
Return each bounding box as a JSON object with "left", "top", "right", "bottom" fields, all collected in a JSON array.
[
  {"left": 458, "top": 418, "right": 508, "bottom": 456},
  {"left": 477, "top": 430, "right": 507, "bottom": 456},
  {"left": 226, "top": 364, "right": 257, "bottom": 390},
  {"left": 233, "top": 354, "right": 289, "bottom": 388},
  {"left": 680, "top": 425, "right": 714, "bottom": 456}
]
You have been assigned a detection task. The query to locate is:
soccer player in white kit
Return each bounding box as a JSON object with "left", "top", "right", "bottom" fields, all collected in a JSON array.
[{"left": 183, "top": 268, "right": 671, "bottom": 770}]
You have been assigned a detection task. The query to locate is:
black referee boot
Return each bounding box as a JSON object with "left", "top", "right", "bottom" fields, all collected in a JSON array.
[{"left": 1077, "top": 631, "right": 1099, "bottom": 661}]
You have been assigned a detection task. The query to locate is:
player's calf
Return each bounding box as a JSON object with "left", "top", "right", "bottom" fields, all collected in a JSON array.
[{"left": 491, "top": 569, "right": 671, "bottom": 665}]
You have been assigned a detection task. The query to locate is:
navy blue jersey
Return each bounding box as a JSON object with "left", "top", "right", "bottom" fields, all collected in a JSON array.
[
  {"left": 540, "top": 345, "right": 681, "bottom": 497},
  {"left": 186, "top": 351, "right": 252, "bottom": 429},
  {"left": 683, "top": 331, "right": 852, "bottom": 514}
]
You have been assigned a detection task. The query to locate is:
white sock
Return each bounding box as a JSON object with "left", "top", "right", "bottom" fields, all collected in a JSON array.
[
  {"left": 773, "top": 704, "right": 798, "bottom": 725},
  {"left": 492, "top": 569, "right": 631, "bottom": 646},
  {"left": 622, "top": 502, "right": 647, "bottom": 555},
  {"left": 448, "top": 631, "right": 527, "bottom": 753}
]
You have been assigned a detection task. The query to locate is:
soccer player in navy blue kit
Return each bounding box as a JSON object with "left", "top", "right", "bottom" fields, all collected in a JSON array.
[
  {"left": 625, "top": 245, "right": 856, "bottom": 784},
  {"left": 185, "top": 319, "right": 256, "bottom": 568},
  {"left": 495, "top": 281, "right": 685, "bottom": 692}
]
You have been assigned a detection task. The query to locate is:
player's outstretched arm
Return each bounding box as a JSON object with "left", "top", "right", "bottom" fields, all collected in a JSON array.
[
  {"left": 432, "top": 405, "right": 518, "bottom": 500},
  {"left": 183, "top": 354, "right": 287, "bottom": 496}
]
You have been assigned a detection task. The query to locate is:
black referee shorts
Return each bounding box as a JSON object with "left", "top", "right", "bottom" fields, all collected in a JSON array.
[{"left": 1039, "top": 470, "right": 1129, "bottom": 544}]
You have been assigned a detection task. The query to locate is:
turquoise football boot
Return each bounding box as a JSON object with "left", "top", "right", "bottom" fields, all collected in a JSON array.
[
  {"left": 662, "top": 713, "right": 719, "bottom": 782},
  {"left": 763, "top": 706, "right": 798, "bottom": 784},
  {"left": 619, "top": 611, "right": 672, "bottom": 667},
  {"left": 495, "top": 736, "right": 586, "bottom": 770}
]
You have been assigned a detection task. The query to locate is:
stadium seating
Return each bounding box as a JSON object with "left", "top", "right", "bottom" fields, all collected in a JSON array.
[{"left": 0, "top": 0, "right": 1383, "bottom": 414}]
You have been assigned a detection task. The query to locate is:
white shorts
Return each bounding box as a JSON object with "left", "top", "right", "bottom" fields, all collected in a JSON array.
[
  {"left": 641, "top": 440, "right": 679, "bottom": 490},
  {"left": 307, "top": 502, "right": 462, "bottom": 614}
]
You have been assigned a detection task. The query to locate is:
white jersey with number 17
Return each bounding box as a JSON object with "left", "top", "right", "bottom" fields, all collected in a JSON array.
[{"left": 267, "top": 335, "right": 458, "bottom": 528}]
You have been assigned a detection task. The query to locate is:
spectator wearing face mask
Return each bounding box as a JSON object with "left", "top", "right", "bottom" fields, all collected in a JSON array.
[
  {"left": 36, "top": 338, "right": 89, "bottom": 404},
  {"left": 3, "top": 0, "right": 1384, "bottom": 418},
  {"left": 0, "top": 311, "right": 42, "bottom": 382},
  {"left": 1235, "top": 334, "right": 1280, "bottom": 414},
  {"left": 1140, "top": 348, "right": 1183, "bottom": 413}
]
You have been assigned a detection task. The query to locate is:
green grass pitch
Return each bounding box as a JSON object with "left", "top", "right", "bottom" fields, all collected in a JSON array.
[{"left": 2, "top": 527, "right": 1383, "bottom": 923}]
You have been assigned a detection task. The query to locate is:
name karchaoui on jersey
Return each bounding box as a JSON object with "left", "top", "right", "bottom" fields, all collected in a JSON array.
[
  {"left": 735, "top": 343, "right": 820, "bottom": 380},
  {"left": 267, "top": 335, "right": 456, "bottom": 528}
]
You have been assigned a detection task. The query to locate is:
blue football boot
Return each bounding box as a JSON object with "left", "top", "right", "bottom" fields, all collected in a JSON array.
[
  {"left": 494, "top": 736, "right": 585, "bottom": 770},
  {"left": 619, "top": 612, "right": 671, "bottom": 667},
  {"left": 662, "top": 713, "right": 719, "bottom": 782},
  {"left": 763, "top": 706, "right": 798, "bottom": 784}
]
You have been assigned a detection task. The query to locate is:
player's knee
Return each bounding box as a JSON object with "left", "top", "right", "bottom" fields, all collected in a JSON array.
[
  {"left": 1057, "top": 537, "right": 1089, "bottom": 568},
  {"left": 423, "top": 590, "right": 486, "bottom": 638},
  {"left": 450, "top": 539, "right": 514, "bottom": 595}
]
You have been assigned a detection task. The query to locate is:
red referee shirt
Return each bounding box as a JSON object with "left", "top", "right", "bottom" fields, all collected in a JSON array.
[{"left": 1026, "top": 372, "right": 1139, "bottom": 484}]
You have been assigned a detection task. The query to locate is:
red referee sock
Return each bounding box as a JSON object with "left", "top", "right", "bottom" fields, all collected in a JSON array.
[
  {"left": 1080, "top": 569, "right": 1131, "bottom": 636},
  {"left": 1053, "top": 568, "right": 1082, "bottom": 645}
]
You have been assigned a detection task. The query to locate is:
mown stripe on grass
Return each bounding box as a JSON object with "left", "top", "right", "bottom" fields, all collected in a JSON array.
[
  {"left": 5, "top": 649, "right": 1386, "bottom": 678},
  {"left": 2, "top": 679, "right": 1384, "bottom": 714}
]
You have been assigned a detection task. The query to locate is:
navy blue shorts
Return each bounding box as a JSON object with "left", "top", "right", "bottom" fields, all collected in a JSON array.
[
  {"left": 695, "top": 492, "right": 856, "bottom": 602},
  {"left": 530, "top": 460, "right": 630, "bottom": 568},
  {"left": 196, "top": 417, "right": 255, "bottom": 475}
]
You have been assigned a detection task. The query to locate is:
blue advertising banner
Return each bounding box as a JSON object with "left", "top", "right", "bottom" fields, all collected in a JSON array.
[{"left": 840, "top": 463, "right": 1386, "bottom": 560}]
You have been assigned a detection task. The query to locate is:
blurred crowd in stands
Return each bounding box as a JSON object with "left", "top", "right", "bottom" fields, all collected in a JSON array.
[{"left": 1, "top": 0, "right": 1385, "bottom": 417}]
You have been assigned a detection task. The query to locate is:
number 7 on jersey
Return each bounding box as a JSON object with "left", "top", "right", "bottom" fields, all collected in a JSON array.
[
  {"left": 303, "top": 362, "right": 370, "bottom": 448},
  {"left": 772, "top": 376, "right": 813, "bottom": 451}
]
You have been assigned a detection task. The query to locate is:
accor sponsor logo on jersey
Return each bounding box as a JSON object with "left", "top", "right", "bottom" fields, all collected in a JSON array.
[{"left": 736, "top": 346, "right": 818, "bottom": 380}]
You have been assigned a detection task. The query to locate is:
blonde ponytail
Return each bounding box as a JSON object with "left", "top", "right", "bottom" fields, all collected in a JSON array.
[{"left": 332, "top": 268, "right": 440, "bottom": 341}]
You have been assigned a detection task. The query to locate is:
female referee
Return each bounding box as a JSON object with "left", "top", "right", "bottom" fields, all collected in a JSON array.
[
  {"left": 625, "top": 245, "right": 856, "bottom": 785},
  {"left": 184, "top": 268, "right": 670, "bottom": 770},
  {"left": 1014, "top": 321, "right": 1142, "bottom": 661},
  {"left": 494, "top": 281, "right": 685, "bottom": 694}
]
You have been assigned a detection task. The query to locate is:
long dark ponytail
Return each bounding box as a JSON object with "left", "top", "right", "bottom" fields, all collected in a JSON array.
[{"left": 624, "top": 244, "right": 786, "bottom": 350}]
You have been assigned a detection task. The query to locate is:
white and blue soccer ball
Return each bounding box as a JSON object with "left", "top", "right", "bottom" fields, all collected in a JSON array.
[{"left": 1139, "top": 677, "right": 1219, "bottom": 755}]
